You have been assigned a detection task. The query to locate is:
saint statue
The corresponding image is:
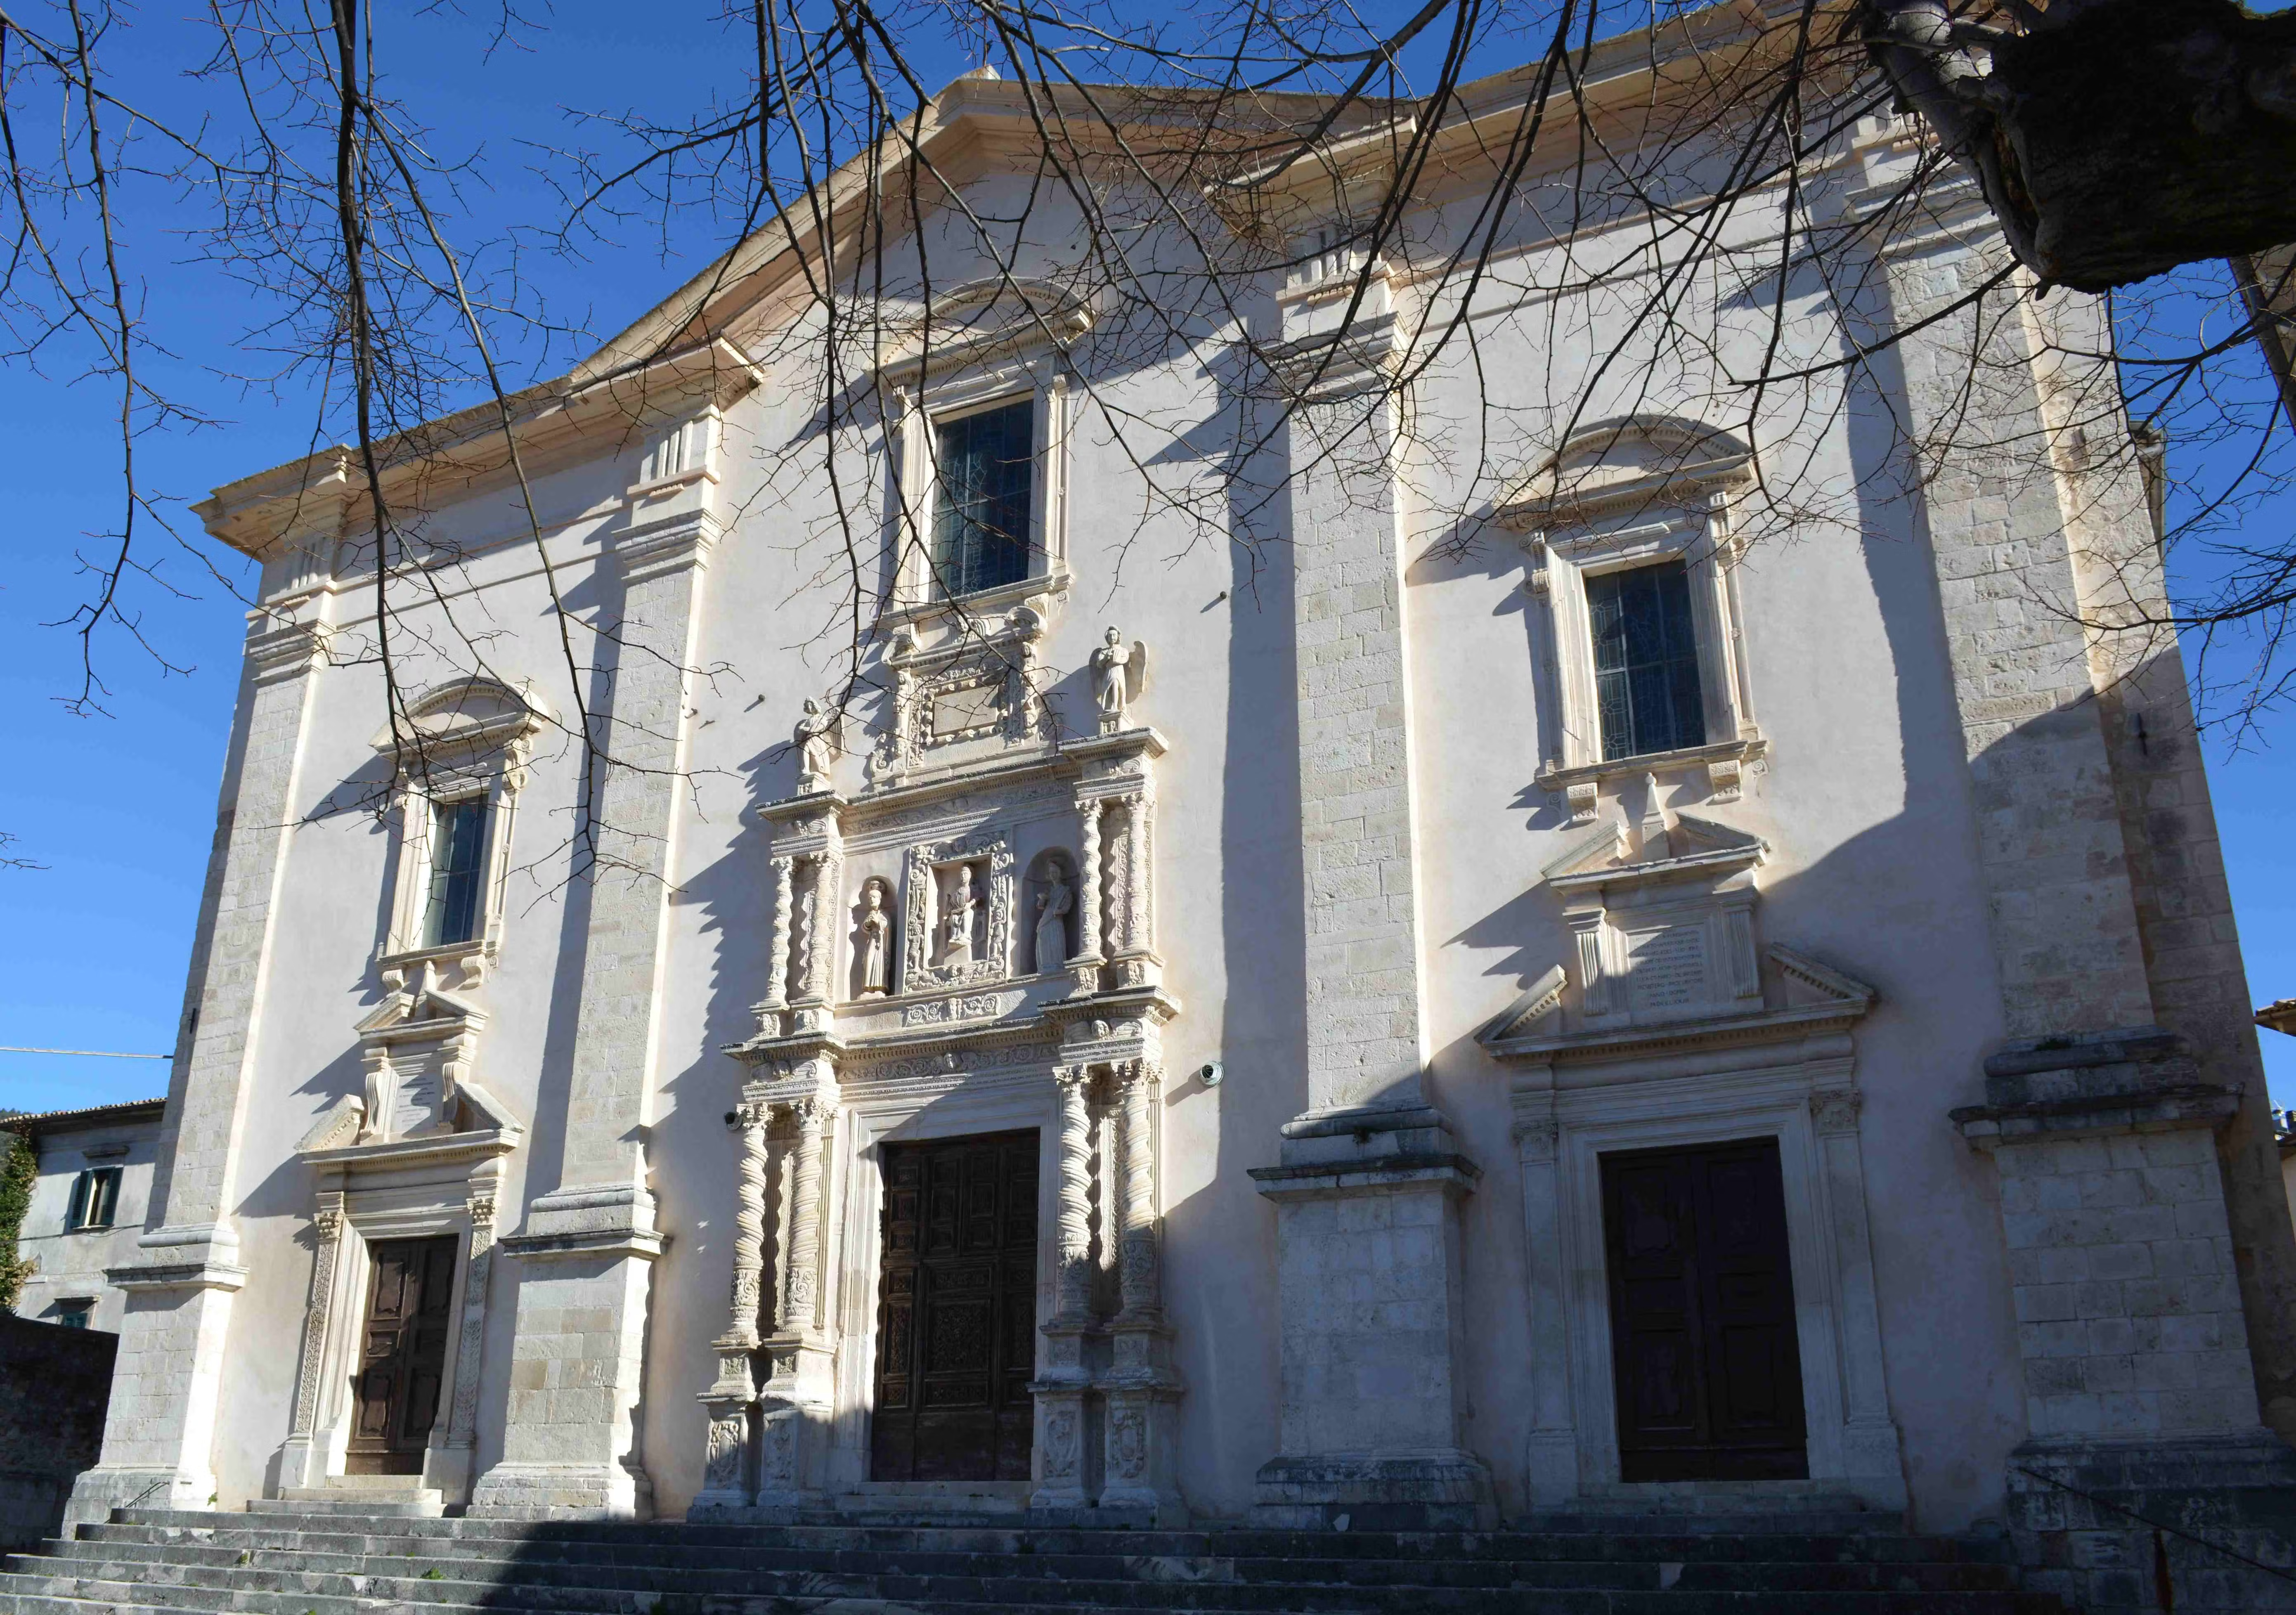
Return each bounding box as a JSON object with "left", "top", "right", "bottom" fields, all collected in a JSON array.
[
  {"left": 856, "top": 878, "right": 892, "bottom": 997},
  {"left": 940, "top": 864, "right": 979, "bottom": 968},
  {"left": 795, "top": 698, "right": 836, "bottom": 791},
  {"left": 1034, "top": 867, "right": 1073, "bottom": 974},
  {"left": 1091, "top": 626, "right": 1146, "bottom": 733}
]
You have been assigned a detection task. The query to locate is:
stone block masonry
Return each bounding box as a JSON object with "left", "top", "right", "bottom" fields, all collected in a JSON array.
[
  {"left": 1251, "top": 303, "right": 1492, "bottom": 1530},
  {"left": 470, "top": 505, "right": 714, "bottom": 1518}
]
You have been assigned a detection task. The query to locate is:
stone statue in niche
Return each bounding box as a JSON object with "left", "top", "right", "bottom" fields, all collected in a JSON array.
[
  {"left": 1092, "top": 627, "right": 1147, "bottom": 733},
  {"left": 795, "top": 698, "right": 837, "bottom": 792},
  {"left": 1033, "top": 865, "right": 1074, "bottom": 975},
  {"left": 855, "top": 877, "right": 893, "bottom": 998},
  {"left": 939, "top": 864, "right": 980, "bottom": 968}
]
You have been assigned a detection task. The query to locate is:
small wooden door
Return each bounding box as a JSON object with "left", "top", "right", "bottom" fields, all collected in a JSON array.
[
  {"left": 346, "top": 1235, "right": 458, "bottom": 1475},
  {"left": 870, "top": 1129, "right": 1039, "bottom": 1481},
  {"left": 1601, "top": 1137, "right": 1808, "bottom": 1482}
]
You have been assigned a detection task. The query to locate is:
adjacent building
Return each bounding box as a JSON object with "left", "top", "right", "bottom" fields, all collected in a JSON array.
[{"left": 5, "top": 1100, "right": 167, "bottom": 1334}]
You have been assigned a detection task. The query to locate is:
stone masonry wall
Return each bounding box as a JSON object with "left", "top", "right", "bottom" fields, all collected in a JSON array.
[
  {"left": 1289, "top": 376, "right": 1428, "bottom": 1117},
  {"left": 1992, "top": 1126, "right": 2260, "bottom": 1442}
]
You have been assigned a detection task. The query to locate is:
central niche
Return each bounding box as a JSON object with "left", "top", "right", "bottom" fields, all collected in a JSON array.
[{"left": 902, "top": 832, "right": 1016, "bottom": 992}]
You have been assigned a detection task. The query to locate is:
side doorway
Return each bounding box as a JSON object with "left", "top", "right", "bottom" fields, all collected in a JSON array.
[
  {"left": 345, "top": 1234, "right": 457, "bottom": 1475},
  {"left": 1601, "top": 1137, "right": 1808, "bottom": 1482}
]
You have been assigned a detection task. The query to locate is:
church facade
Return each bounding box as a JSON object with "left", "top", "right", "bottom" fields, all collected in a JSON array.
[{"left": 67, "top": 19, "right": 2296, "bottom": 1550}]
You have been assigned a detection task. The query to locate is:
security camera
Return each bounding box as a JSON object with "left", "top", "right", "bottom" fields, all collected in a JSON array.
[{"left": 1198, "top": 1060, "right": 1223, "bottom": 1087}]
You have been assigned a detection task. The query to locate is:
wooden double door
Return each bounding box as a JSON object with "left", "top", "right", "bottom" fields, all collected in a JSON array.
[
  {"left": 870, "top": 1130, "right": 1040, "bottom": 1482},
  {"left": 1602, "top": 1137, "right": 1809, "bottom": 1482},
  {"left": 346, "top": 1235, "right": 457, "bottom": 1475}
]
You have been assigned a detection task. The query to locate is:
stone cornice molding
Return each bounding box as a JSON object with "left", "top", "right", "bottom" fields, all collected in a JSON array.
[
  {"left": 1494, "top": 415, "right": 1755, "bottom": 534},
  {"left": 194, "top": 338, "right": 761, "bottom": 561},
  {"left": 614, "top": 507, "right": 724, "bottom": 585},
  {"left": 244, "top": 615, "right": 334, "bottom": 686},
  {"left": 1478, "top": 941, "right": 1875, "bottom": 1066},
  {"left": 873, "top": 277, "right": 1096, "bottom": 386},
  {"left": 369, "top": 677, "right": 556, "bottom": 773}
]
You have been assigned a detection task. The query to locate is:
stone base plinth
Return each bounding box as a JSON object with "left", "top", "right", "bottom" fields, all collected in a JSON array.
[
  {"left": 1251, "top": 1452, "right": 1497, "bottom": 1530},
  {"left": 1247, "top": 1104, "right": 1496, "bottom": 1532},
  {"left": 2007, "top": 1434, "right": 2296, "bottom": 1613}
]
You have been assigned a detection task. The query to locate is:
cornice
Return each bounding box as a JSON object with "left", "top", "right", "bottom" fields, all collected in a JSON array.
[{"left": 194, "top": 338, "right": 761, "bottom": 561}]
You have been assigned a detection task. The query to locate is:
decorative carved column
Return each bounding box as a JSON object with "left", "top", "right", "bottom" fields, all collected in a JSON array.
[
  {"left": 754, "top": 1066, "right": 839, "bottom": 1516},
  {"left": 694, "top": 1103, "right": 767, "bottom": 1515},
  {"left": 1102, "top": 1058, "right": 1182, "bottom": 1521},
  {"left": 1110, "top": 790, "right": 1158, "bottom": 988},
  {"left": 757, "top": 856, "right": 795, "bottom": 1029},
  {"left": 442, "top": 1179, "right": 502, "bottom": 1497},
  {"left": 1070, "top": 801, "right": 1104, "bottom": 997},
  {"left": 790, "top": 842, "right": 841, "bottom": 1033},
  {"left": 279, "top": 1200, "right": 345, "bottom": 1490},
  {"left": 779, "top": 1098, "right": 828, "bottom": 1336},
  {"left": 1032, "top": 1064, "right": 1099, "bottom": 1512}
]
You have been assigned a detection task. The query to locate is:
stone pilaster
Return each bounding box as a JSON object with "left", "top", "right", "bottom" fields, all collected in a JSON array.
[
  {"left": 438, "top": 1176, "right": 501, "bottom": 1498},
  {"left": 69, "top": 596, "right": 330, "bottom": 1530},
  {"left": 472, "top": 506, "right": 714, "bottom": 1518},
  {"left": 750, "top": 1059, "right": 839, "bottom": 1516},
  {"left": 1954, "top": 1027, "right": 2296, "bottom": 1611},
  {"left": 756, "top": 856, "right": 795, "bottom": 1028},
  {"left": 1247, "top": 291, "right": 1492, "bottom": 1529},
  {"left": 278, "top": 1200, "right": 345, "bottom": 1492}
]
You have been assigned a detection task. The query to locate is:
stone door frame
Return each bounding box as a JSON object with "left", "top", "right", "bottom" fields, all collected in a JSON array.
[
  {"left": 281, "top": 1144, "right": 508, "bottom": 1503},
  {"left": 826, "top": 1066, "right": 1063, "bottom": 1499},
  {"left": 1520, "top": 1058, "right": 1905, "bottom": 1511}
]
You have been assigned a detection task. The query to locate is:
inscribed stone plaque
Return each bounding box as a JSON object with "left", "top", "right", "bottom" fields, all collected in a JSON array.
[
  {"left": 932, "top": 681, "right": 1002, "bottom": 736},
  {"left": 1624, "top": 924, "right": 1710, "bottom": 1018}
]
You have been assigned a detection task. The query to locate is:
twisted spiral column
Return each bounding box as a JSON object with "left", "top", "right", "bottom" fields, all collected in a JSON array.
[
  {"left": 1052, "top": 1065, "right": 1095, "bottom": 1324},
  {"left": 780, "top": 1097, "right": 828, "bottom": 1334},
  {"left": 1117, "top": 1059, "right": 1161, "bottom": 1322},
  {"left": 1076, "top": 802, "right": 1104, "bottom": 967},
  {"left": 762, "top": 856, "right": 795, "bottom": 1018},
  {"left": 729, "top": 1105, "right": 768, "bottom": 1346}
]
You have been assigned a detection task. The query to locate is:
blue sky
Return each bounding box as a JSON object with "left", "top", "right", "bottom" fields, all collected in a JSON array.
[{"left": 5, "top": 2, "right": 2296, "bottom": 1117}]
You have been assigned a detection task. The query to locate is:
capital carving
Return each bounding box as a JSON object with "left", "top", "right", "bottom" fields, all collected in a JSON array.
[{"left": 1810, "top": 1089, "right": 1863, "bottom": 1135}]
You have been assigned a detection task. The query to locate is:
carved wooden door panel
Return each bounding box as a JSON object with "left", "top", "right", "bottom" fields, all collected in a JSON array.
[
  {"left": 870, "top": 1129, "right": 1039, "bottom": 1481},
  {"left": 345, "top": 1234, "right": 458, "bottom": 1475},
  {"left": 1602, "top": 1137, "right": 1808, "bottom": 1482}
]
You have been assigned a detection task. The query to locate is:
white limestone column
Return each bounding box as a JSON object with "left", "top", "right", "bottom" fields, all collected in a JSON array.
[
  {"left": 756, "top": 855, "right": 795, "bottom": 1028},
  {"left": 1070, "top": 799, "right": 1104, "bottom": 997},
  {"left": 440, "top": 1178, "right": 502, "bottom": 1500},
  {"left": 1031, "top": 1064, "right": 1098, "bottom": 1512},
  {"left": 793, "top": 853, "right": 840, "bottom": 1029},
  {"left": 69, "top": 598, "right": 331, "bottom": 1530},
  {"left": 1102, "top": 1058, "right": 1182, "bottom": 1521},
  {"left": 1247, "top": 296, "right": 1492, "bottom": 1530},
  {"left": 694, "top": 1104, "right": 767, "bottom": 1515},
  {"left": 1509, "top": 1088, "right": 1578, "bottom": 1507},
  {"left": 779, "top": 1099, "right": 828, "bottom": 1335},
  {"left": 1109, "top": 789, "right": 1159, "bottom": 988},
  {"left": 474, "top": 509, "right": 716, "bottom": 1519}
]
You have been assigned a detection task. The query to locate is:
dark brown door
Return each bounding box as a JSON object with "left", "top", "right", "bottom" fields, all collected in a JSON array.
[
  {"left": 870, "top": 1129, "right": 1039, "bottom": 1481},
  {"left": 1602, "top": 1137, "right": 1808, "bottom": 1482},
  {"left": 346, "top": 1235, "right": 457, "bottom": 1475}
]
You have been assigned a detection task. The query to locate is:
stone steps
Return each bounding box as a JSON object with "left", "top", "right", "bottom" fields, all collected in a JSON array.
[
  {"left": 0, "top": 1508, "right": 2069, "bottom": 1615},
  {"left": 17, "top": 1538, "right": 2041, "bottom": 1598}
]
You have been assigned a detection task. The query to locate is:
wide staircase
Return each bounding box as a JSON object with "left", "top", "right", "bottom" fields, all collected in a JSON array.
[{"left": 0, "top": 1505, "right": 2070, "bottom": 1614}]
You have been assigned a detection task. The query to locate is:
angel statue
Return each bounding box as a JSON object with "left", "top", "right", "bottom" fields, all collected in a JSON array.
[
  {"left": 856, "top": 878, "right": 893, "bottom": 998},
  {"left": 795, "top": 698, "right": 837, "bottom": 792},
  {"left": 1092, "top": 627, "right": 1147, "bottom": 733}
]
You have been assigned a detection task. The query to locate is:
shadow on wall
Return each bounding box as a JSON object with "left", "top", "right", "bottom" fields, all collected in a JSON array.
[{"left": 0, "top": 1315, "right": 116, "bottom": 1549}]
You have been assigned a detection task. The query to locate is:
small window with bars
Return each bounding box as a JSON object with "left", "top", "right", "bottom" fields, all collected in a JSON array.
[
  {"left": 931, "top": 399, "right": 1035, "bottom": 598},
  {"left": 66, "top": 1167, "right": 122, "bottom": 1232},
  {"left": 421, "top": 797, "right": 491, "bottom": 948},
  {"left": 1587, "top": 558, "right": 1707, "bottom": 762}
]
